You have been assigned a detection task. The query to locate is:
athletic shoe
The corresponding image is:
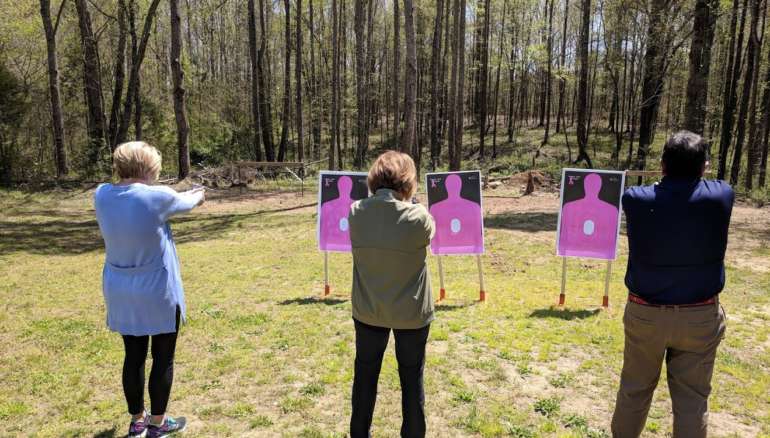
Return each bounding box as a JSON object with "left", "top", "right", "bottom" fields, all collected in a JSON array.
[
  {"left": 128, "top": 416, "right": 148, "bottom": 438},
  {"left": 147, "top": 416, "right": 186, "bottom": 438}
]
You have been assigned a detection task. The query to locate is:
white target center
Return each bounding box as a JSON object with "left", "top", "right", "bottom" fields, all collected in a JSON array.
[
  {"left": 339, "top": 217, "right": 349, "bottom": 232},
  {"left": 582, "top": 219, "right": 595, "bottom": 236},
  {"left": 450, "top": 218, "right": 462, "bottom": 234}
]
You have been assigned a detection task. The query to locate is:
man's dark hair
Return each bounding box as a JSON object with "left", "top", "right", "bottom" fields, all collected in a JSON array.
[{"left": 661, "top": 131, "right": 708, "bottom": 179}]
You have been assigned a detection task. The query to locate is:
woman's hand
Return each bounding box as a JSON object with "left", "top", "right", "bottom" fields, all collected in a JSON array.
[{"left": 192, "top": 188, "right": 206, "bottom": 206}]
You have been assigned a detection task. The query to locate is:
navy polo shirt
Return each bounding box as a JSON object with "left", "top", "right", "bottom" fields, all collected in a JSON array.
[{"left": 622, "top": 177, "right": 734, "bottom": 305}]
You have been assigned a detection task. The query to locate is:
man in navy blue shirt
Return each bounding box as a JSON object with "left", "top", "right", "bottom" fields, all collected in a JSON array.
[{"left": 611, "top": 131, "right": 732, "bottom": 438}]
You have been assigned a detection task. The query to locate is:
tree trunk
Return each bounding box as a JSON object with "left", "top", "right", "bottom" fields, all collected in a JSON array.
[
  {"left": 40, "top": 0, "right": 68, "bottom": 177},
  {"left": 296, "top": 0, "right": 304, "bottom": 167},
  {"left": 683, "top": 0, "right": 719, "bottom": 134},
  {"left": 730, "top": 0, "right": 763, "bottom": 185},
  {"left": 575, "top": 0, "right": 593, "bottom": 167},
  {"left": 107, "top": 0, "right": 127, "bottom": 150},
  {"left": 542, "top": 0, "right": 554, "bottom": 145},
  {"left": 248, "top": 0, "right": 264, "bottom": 160},
  {"left": 718, "top": 0, "right": 749, "bottom": 179},
  {"left": 450, "top": 0, "right": 467, "bottom": 171},
  {"left": 116, "top": 0, "right": 162, "bottom": 148},
  {"left": 478, "top": 0, "right": 491, "bottom": 159},
  {"left": 74, "top": 0, "right": 108, "bottom": 168},
  {"left": 259, "top": 0, "right": 276, "bottom": 161},
  {"left": 354, "top": 0, "right": 368, "bottom": 165},
  {"left": 309, "top": 0, "right": 321, "bottom": 159},
  {"left": 393, "top": 0, "right": 401, "bottom": 139},
  {"left": 429, "top": 0, "right": 446, "bottom": 168},
  {"left": 402, "top": 0, "right": 418, "bottom": 157},
  {"left": 491, "top": 0, "right": 507, "bottom": 159},
  {"left": 170, "top": 0, "right": 190, "bottom": 178},
  {"left": 758, "top": 38, "right": 770, "bottom": 187},
  {"left": 635, "top": 0, "right": 671, "bottom": 173},
  {"left": 330, "top": 0, "right": 340, "bottom": 169},
  {"left": 278, "top": 0, "right": 291, "bottom": 162}
]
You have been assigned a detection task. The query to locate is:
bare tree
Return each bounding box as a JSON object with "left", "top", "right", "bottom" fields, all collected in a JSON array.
[
  {"left": 402, "top": 0, "right": 418, "bottom": 156},
  {"left": 40, "top": 0, "right": 68, "bottom": 177},
  {"left": 170, "top": 0, "right": 190, "bottom": 178},
  {"left": 74, "top": 0, "right": 108, "bottom": 168},
  {"left": 278, "top": 0, "right": 291, "bottom": 162},
  {"left": 248, "top": 0, "right": 264, "bottom": 160},
  {"left": 683, "top": 0, "right": 719, "bottom": 134},
  {"left": 295, "top": 0, "right": 304, "bottom": 167},
  {"left": 575, "top": 0, "right": 593, "bottom": 167}
]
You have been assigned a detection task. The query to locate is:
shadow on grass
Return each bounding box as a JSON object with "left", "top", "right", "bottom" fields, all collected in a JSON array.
[
  {"left": 435, "top": 301, "right": 479, "bottom": 311},
  {"left": 528, "top": 307, "right": 600, "bottom": 320},
  {"left": 278, "top": 297, "right": 348, "bottom": 306},
  {"left": 0, "top": 203, "right": 315, "bottom": 256},
  {"left": 485, "top": 211, "right": 558, "bottom": 232},
  {"left": 92, "top": 428, "right": 117, "bottom": 438}
]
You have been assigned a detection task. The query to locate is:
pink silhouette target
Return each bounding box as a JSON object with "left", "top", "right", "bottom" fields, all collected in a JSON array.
[
  {"left": 317, "top": 172, "right": 368, "bottom": 252},
  {"left": 427, "top": 172, "right": 485, "bottom": 255},
  {"left": 556, "top": 170, "right": 624, "bottom": 260}
]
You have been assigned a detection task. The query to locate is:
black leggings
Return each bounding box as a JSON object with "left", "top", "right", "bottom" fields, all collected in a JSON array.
[{"left": 121, "top": 308, "right": 180, "bottom": 416}]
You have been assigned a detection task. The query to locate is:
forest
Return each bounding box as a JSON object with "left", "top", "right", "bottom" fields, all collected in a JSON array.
[{"left": 1, "top": 0, "right": 769, "bottom": 194}]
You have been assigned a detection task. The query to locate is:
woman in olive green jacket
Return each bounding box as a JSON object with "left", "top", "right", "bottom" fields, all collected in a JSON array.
[{"left": 348, "top": 151, "right": 435, "bottom": 438}]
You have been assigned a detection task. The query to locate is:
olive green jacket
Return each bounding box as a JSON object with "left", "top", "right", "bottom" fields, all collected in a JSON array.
[{"left": 349, "top": 189, "right": 435, "bottom": 329}]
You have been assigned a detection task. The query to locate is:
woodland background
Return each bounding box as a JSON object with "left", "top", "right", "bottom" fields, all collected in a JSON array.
[{"left": 1, "top": 0, "right": 769, "bottom": 197}]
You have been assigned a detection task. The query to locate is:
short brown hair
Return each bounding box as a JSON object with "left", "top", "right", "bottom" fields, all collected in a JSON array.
[
  {"left": 113, "top": 141, "right": 162, "bottom": 181},
  {"left": 367, "top": 151, "right": 417, "bottom": 200}
]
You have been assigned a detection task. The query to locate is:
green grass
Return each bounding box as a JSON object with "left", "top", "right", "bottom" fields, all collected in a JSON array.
[{"left": 1, "top": 129, "right": 769, "bottom": 436}]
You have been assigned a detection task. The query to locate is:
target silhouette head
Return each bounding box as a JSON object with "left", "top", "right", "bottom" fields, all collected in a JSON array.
[
  {"left": 338, "top": 176, "right": 353, "bottom": 197},
  {"left": 584, "top": 173, "right": 602, "bottom": 198},
  {"left": 446, "top": 174, "right": 462, "bottom": 197}
]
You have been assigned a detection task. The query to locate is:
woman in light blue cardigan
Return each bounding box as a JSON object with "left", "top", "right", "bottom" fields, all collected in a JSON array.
[{"left": 94, "top": 142, "right": 203, "bottom": 438}]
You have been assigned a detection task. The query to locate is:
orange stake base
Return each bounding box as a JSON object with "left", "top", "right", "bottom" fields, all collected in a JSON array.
[
  {"left": 479, "top": 290, "right": 486, "bottom": 302},
  {"left": 602, "top": 295, "right": 609, "bottom": 308},
  {"left": 558, "top": 293, "right": 565, "bottom": 306},
  {"left": 439, "top": 288, "right": 446, "bottom": 301},
  {"left": 324, "top": 285, "right": 330, "bottom": 296}
]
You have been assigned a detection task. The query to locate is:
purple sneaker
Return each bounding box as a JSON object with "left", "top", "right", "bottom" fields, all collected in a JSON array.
[
  {"left": 128, "top": 417, "right": 147, "bottom": 438},
  {"left": 147, "top": 416, "right": 186, "bottom": 438}
]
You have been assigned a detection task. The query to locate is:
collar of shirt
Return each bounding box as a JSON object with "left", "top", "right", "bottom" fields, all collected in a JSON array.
[
  {"left": 658, "top": 176, "right": 701, "bottom": 191},
  {"left": 374, "top": 188, "right": 400, "bottom": 199}
]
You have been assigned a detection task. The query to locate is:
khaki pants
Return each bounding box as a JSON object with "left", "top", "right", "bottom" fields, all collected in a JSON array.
[{"left": 611, "top": 300, "right": 726, "bottom": 438}]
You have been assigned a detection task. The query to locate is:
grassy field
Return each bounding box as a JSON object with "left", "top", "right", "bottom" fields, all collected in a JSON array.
[{"left": 1, "top": 131, "right": 770, "bottom": 437}]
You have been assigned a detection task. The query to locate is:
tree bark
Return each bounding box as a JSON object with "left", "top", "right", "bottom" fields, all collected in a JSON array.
[
  {"left": 74, "top": 0, "right": 108, "bottom": 168},
  {"left": 542, "top": 0, "right": 555, "bottom": 145},
  {"left": 393, "top": 0, "right": 401, "bottom": 139},
  {"left": 248, "top": 0, "right": 264, "bottom": 160},
  {"left": 278, "top": 0, "right": 291, "bottom": 162},
  {"left": 296, "top": 0, "right": 304, "bottom": 167},
  {"left": 575, "top": 0, "right": 593, "bottom": 167},
  {"left": 402, "top": 0, "right": 418, "bottom": 157},
  {"left": 354, "top": 0, "right": 368, "bottom": 165},
  {"left": 718, "top": 0, "right": 749, "bottom": 179},
  {"left": 170, "top": 0, "right": 190, "bottom": 178},
  {"left": 259, "top": 0, "right": 276, "bottom": 161},
  {"left": 116, "top": 0, "right": 162, "bottom": 147},
  {"left": 730, "top": 0, "right": 763, "bottom": 185},
  {"left": 683, "top": 0, "right": 719, "bottom": 134},
  {"left": 330, "top": 0, "right": 340, "bottom": 169},
  {"left": 40, "top": 0, "right": 68, "bottom": 177},
  {"left": 478, "top": 0, "right": 491, "bottom": 159},
  {"left": 635, "top": 0, "right": 672, "bottom": 173},
  {"left": 429, "top": 0, "right": 445, "bottom": 168}
]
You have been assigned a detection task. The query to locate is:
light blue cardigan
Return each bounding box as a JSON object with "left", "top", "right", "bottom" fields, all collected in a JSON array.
[{"left": 94, "top": 183, "right": 203, "bottom": 336}]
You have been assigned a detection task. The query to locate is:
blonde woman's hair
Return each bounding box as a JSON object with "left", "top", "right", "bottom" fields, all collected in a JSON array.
[
  {"left": 113, "top": 141, "right": 162, "bottom": 181},
  {"left": 367, "top": 150, "right": 417, "bottom": 200}
]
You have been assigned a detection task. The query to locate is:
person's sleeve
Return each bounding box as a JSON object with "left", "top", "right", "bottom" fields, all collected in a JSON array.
[
  {"left": 720, "top": 182, "right": 735, "bottom": 222},
  {"left": 150, "top": 186, "right": 203, "bottom": 221},
  {"left": 416, "top": 204, "right": 435, "bottom": 243}
]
